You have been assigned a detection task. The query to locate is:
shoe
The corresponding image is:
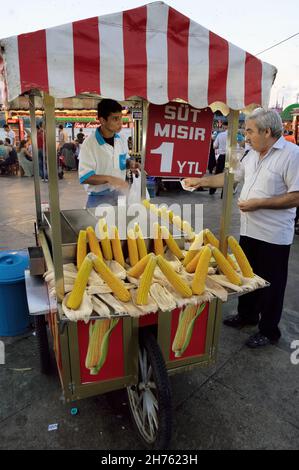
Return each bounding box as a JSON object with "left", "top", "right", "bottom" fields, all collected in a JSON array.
[
  {"left": 245, "top": 332, "right": 278, "bottom": 349},
  {"left": 223, "top": 313, "right": 259, "bottom": 329}
]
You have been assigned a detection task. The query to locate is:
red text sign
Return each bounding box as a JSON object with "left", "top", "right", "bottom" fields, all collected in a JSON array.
[{"left": 145, "top": 103, "right": 213, "bottom": 178}]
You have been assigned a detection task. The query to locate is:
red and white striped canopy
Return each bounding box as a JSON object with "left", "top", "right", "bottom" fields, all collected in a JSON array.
[{"left": 0, "top": 1, "right": 276, "bottom": 109}]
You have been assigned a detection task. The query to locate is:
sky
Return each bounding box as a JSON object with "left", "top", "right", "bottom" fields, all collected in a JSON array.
[{"left": 1, "top": 0, "right": 299, "bottom": 109}]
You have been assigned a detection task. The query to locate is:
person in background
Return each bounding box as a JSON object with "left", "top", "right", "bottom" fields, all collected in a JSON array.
[
  {"left": 0, "top": 139, "right": 8, "bottom": 159},
  {"left": 79, "top": 98, "right": 140, "bottom": 208},
  {"left": 58, "top": 124, "right": 68, "bottom": 150},
  {"left": 207, "top": 134, "right": 216, "bottom": 175},
  {"left": 17, "top": 140, "right": 33, "bottom": 176},
  {"left": 76, "top": 128, "right": 85, "bottom": 145},
  {"left": 0, "top": 138, "right": 18, "bottom": 173},
  {"left": 183, "top": 108, "right": 299, "bottom": 348},
  {"left": 284, "top": 130, "right": 296, "bottom": 144},
  {"left": 37, "top": 124, "right": 48, "bottom": 180},
  {"left": 3, "top": 124, "right": 16, "bottom": 146},
  {"left": 209, "top": 120, "right": 228, "bottom": 195}
]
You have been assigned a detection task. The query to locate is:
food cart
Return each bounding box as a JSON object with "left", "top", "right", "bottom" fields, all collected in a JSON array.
[{"left": 0, "top": 1, "right": 276, "bottom": 449}]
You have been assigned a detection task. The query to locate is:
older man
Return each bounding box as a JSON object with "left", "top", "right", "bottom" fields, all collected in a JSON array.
[{"left": 183, "top": 108, "right": 299, "bottom": 348}]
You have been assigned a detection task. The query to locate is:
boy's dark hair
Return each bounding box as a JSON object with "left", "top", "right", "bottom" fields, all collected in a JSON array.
[
  {"left": 98, "top": 99, "right": 122, "bottom": 120},
  {"left": 3, "top": 124, "right": 9, "bottom": 129},
  {"left": 58, "top": 124, "right": 63, "bottom": 130}
]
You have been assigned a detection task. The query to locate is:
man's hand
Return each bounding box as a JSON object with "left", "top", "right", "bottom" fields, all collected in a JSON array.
[
  {"left": 183, "top": 178, "right": 202, "bottom": 189},
  {"left": 238, "top": 198, "right": 261, "bottom": 212}
]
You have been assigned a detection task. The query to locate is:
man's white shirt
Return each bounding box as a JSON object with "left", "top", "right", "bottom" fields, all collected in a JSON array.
[
  {"left": 214, "top": 130, "right": 227, "bottom": 155},
  {"left": 234, "top": 137, "right": 299, "bottom": 245}
]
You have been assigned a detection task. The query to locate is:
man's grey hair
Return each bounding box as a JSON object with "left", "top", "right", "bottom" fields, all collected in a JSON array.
[{"left": 246, "top": 108, "right": 283, "bottom": 138}]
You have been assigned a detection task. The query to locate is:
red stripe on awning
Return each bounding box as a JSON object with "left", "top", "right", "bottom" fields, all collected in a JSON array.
[
  {"left": 123, "top": 6, "right": 147, "bottom": 99},
  {"left": 167, "top": 8, "right": 189, "bottom": 102},
  {"left": 18, "top": 30, "right": 49, "bottom": 95},
  {"left": 208, "top": 32, "right": 228, "bottom": 104},
  {"left": 73, "top": 17, "right": 100, "bottom": 95},
  {"left": 245, "top": 52, "right": 262, "bottom": 106}
]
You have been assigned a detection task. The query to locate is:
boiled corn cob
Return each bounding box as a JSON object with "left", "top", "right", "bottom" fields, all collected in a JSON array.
[
  {"left": 127, "top": 229, "right": 139, "bottom": 267},
  {"left": 66, "top": 255, "right": 93, "bottom": 309},
  {"left": 149, "top": 203, "right": 159, "bottom": 216},
  {"left": 127, "top": 253, "right": 154, "bottom": 278},
  {"left": 188, "top": 230, "right": 205, "bottom": 251},
  {"left": 158, "top": 206, "right": 174, "bottom": 224},
  {"left": 136, "top": 256, "right": 157, "bottom": 305},
  {"left": 90, "top": 253, "right": 131, "bottom": 302},
  {"left": 204, "top": 229, "right": 220, "bottom": 248},
  {"left": 160, "top": 226, "right": 184, "bottom": 259},
  {"left": 227, "top": 254, "right": 239, "bottom": 271},
  {"left": 172, "top": 303, "right": 206, "bottom": 357},
  {"left": 191, "top": 246, "right": 212, "bottom": 295},
  {"left": 85, "top": 319, "right": 111, "bottom": 369},
  {"left": 98, "top": 219, "right": 113, "bottom": 260},
  {"left": 157, "top": 255, "right": 192, "bottom": 298},
  {"left": 212, "top": 247, "right": 242, "bottom": 285},
  {"left": 182, "top": 221, "right": 195, "bottom": 240},
  {"left": 134, "top": 223, "right": 148, "bottom": 259},
  {"left": 86, "top": 226, "right": 103, "bottom": 260},
  {"left": 142, "top": 199, "right": 151, "bottom": 209},
  {"left": 76, "top": 230, "right": 87, "bottom": 270},
  {"left": 227, "top": 236, "right": 254, "bottom": 278},
  {"left": 183, "top": 249, "right": 199, "bottom": 267},
  {"left": 110, "top": 226, "right": 125, "bottom": 267},
  {"left": 153, "top": 223, "right": 164, "bottom": 256},
  {"left": 85, "top": 318, "right": 119, "bottom": 375},
  {"left": 172, "top": 215, "right": 184, "bottom": 231},
  {"left": 185, "top": 249, "right": 203, "bottom": 273}
]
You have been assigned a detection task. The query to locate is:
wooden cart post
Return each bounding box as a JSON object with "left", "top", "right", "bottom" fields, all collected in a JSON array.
[
  {"left": 29, "top": 92, "right": 43, "bottom": 227},
  {"left": 140, "top": 99, "right": 149, "bottom": 200},
  {"left": 43, "top": 93, "right": 65, "bottom": 301},
  {"left": 212, "top": 109, "right": 239, "bottom": 357}
]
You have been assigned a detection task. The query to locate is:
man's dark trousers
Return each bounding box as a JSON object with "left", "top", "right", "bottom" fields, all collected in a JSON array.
[
  {"left": 237, "top": 236, "right": 290, "bottom": 341},
  {"left": 209, "top": 154, "right": 225, "bottom": 195}
]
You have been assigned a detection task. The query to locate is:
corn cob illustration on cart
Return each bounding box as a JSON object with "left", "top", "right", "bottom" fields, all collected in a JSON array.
[{"left": 0, "top": 2, "right": 276, "bottom": 449}]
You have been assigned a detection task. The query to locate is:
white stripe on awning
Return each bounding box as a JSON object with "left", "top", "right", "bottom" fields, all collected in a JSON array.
[
  {"left": 188, "top": 20, "right": 209, "bottom": 109},
  {"left": 226, "top": 43, "right": 245, "bottom": 110},
  {"left": 262, "top": 61, "right": 277, "bottom": 109},
  {"left": 1, "top": 36, "right": 21, "bottom": 102},
  {"left": 146, "top": 2, "right": 169, "bottom": 104},
  {"left": 46, "top": 23, "right": 75, "bottom": 98},
  {"left": 99, "top": 12, "right": 125, "bottom": 101}
]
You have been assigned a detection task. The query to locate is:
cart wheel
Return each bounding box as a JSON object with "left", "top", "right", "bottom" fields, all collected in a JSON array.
[
  {"left": 34, "top": 315, "right": 51, "bottom": 374},
  {"left": 127, "top": 331, "right": 172, "bottom": 449}
]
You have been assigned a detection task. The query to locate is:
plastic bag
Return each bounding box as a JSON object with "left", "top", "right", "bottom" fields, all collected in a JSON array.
[{"left": 127, "top": 170, "right": 150, "bottom": 205}]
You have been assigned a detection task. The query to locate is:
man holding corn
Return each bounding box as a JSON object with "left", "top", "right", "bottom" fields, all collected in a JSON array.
[
  {"left": 183, "top": 108, "right": 299, "bottom": 348},
  {"left": 79, "top": 99, "right": 139, "bottom": 208}
]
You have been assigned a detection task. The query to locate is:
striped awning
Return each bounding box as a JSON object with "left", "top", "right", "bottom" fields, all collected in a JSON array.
[{"left": 0, "top": 1, "right": 277, "bottom": 109}]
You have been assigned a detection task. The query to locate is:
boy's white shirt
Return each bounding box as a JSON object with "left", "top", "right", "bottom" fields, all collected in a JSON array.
[{"left": 78, "top": 128, "right": 129, "bottom": 195}]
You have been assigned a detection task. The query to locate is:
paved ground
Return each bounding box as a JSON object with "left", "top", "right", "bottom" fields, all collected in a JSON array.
[{"left": 0, "top": 172, "right": 299, "bottom": 450}]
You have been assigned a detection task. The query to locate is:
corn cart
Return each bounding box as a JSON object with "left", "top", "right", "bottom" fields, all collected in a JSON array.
[{"left": 0, "top": 1, "right": 276, "bottom": 449}]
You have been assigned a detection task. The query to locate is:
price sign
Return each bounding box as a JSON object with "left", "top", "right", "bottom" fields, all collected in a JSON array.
[{"left": 145, "top": 103, "right": 213, "bottom": 178}]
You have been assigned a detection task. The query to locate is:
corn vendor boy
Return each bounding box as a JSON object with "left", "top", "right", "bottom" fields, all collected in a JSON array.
[
  {"left": 183, "top": 108, "right": 299, "bottom": 348},
  {"left": 79, "top": 99, "right": 139, "bottom": 208}
]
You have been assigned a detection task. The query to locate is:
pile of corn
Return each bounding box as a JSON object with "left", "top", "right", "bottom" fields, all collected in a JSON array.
[{"left": 63, "top": 213, "right": 254, "bottom": 312}]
